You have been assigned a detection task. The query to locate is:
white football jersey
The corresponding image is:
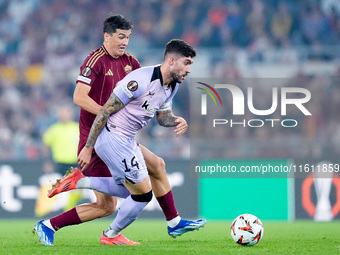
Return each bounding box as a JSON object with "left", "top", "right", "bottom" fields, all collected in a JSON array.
[{"left": 107, "top": 65, "right": 179, "bottom": 138}]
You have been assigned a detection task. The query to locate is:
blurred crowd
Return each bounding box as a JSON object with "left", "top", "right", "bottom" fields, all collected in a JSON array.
[
  {"left": 0, "top": 0, "right": 339, "bottom": 161},
  {"left": 1, "top": 0, "right": 340, "bottom": 58}
]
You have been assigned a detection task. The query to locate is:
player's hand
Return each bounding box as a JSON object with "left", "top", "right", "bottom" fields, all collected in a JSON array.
[
  {"left": 174, "top": 117, "right": 188, "bottom": 136},
  {"left": 77, "top": 146, "right": 93, "bottom": 171}
]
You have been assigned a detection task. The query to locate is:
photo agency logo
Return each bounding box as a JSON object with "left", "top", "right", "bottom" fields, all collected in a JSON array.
[{"left": 195, "top": 81, "right": 312, "bottom": 128}]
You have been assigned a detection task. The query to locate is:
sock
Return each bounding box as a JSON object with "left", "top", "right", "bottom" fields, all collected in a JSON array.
[
  {"left": 42, "top": 220, "right": 56, "bottom": 232},
  {"left": 156, "top": 190, "right": 179, "bottom": 221},
  {"left": 110, "top": 195, "right": 148, "bottom": 232},
  {"left": 104, "top": 227, "right": 120, "bottom": 238},
  {"left": 50, "top": 207, "right": 82, "bottom": 231},
  {"left": 89, "top": 177, "right": 130, "bottom": 198},
  {"left": 167, "top": 215, "right": 182, "bottom": 228},
  {"left": 76, "top": 177, "right": 90, "bottom": 188}
]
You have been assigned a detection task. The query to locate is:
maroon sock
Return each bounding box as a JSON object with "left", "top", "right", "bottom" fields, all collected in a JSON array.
[
  {"left": 156, "top": 190, "right": 179, "bottom": 221},
  {"left": 50, "top": 207, "right": 82, "bottom": 231}
]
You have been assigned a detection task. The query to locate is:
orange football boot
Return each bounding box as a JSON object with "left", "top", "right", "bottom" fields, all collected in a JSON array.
[
  {"left": 48, "top": 167, "right": 84, "bottom": 198},
  {"left": 100, "top": 232, "right": 140, "bottom": 246}
]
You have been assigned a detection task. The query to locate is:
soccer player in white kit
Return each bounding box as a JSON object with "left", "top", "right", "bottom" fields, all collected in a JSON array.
[
  {"left": 95, "top": 64, "right": 179, "bottom": 185},
  {"left": 74, "top": 39, "right": 205, "bottom": 244}
]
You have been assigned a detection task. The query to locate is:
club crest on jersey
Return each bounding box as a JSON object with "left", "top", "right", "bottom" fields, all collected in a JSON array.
[
  {"left": 124, "top": 65, "right": 132, "bottom": 74},
  {"left": 141, "top": 100, "right": 156, "bottom": 114},
  {"left": 81, "top": 66, "right": 92, "bottom": 77},
  {"left": 127, "top": 80, "right": 138, "bottom": 91}
]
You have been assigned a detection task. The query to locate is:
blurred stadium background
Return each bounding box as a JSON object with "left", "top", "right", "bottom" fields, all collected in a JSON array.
[{"left": 0, "top": 0, "right": 339, "bottom": 221}]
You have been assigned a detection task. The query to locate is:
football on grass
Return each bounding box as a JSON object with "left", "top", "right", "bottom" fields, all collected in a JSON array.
[{"left": 230, "top": 214, "right": 264, "bottom": 246}]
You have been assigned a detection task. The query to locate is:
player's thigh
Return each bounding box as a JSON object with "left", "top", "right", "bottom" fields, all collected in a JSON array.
[
  {"left": 139, "top": 144, "right": 165, "bottom": 176},
  {"left": 122, "top": 175, "right": 152, "bottom": 195}
]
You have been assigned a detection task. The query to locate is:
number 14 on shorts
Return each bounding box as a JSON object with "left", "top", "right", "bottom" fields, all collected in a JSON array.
[{"left": 122, "top": 156, "right": 139, "bottom": 172}]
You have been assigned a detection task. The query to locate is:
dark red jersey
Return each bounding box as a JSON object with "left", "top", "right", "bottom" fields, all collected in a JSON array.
[{"left": 76, "top": 45, "right": 141, "bottom": 140}]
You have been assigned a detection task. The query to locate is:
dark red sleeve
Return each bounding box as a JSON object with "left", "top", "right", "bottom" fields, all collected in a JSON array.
[{"left": 76, "top": 49, "right": 102, "bottom": 87}]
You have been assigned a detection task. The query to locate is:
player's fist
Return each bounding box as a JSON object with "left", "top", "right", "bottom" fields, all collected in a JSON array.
[
  {"left": 77, "top": 146, "right": 93, "bottom": 170},
  {"left": 174, "top": 117, "right": 187, "bottom": 136}
]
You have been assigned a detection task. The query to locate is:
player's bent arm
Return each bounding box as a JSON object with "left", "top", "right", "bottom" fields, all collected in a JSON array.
[
  {"left": 156, "top": 109, "right": 178, "bottom": 127},
  {"left": 156, "top": 110, "right": 188, "bottom": 136},
  {"left": 86, "top": 92, "right": 124, "bottom": 148},
  {"left": 73, "top": 82, "right": 102, "bottom": 115}
]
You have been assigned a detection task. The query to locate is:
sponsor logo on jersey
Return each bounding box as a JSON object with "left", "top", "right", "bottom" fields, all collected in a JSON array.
[
  {"left": 124, "top": 65, "right": 132, "bottom": 74},
  {"left": 127, "top": 80, "right": 138, "bottom": 91},
  {"left": 106, "top": 69, "right": 113, "bottom": 76},
  {"left": 81, "top": 66, "right": 92, "bottom": 77},
  {"left": 148, "top": 91, "right": 155, "bottom": 96},
  {"left": 141, "top": 100, "right": 156, "bottom": 114}
]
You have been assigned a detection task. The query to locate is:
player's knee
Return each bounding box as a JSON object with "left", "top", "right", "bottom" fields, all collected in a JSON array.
[
  {"left": 101, "top": 202, "right": 116, "bottom": 217},
  {"left": 158, "top": 157, "right": 166, "bottom": 171},
  {"left": 149, "top": 157, "right": 166, "bottom": 179},
  {"left": 96, "top": 197, "right": 116, "bottom": 216},
  {"left": 131, "top": 190, "right": 153, "bottom": 203}
]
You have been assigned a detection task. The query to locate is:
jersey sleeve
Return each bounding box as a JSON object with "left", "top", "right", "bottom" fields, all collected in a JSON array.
[
  {"left": 113, "top": 69, "right": 148, "bottom": 105},
  {"left": 157, "top": 84, "right": 179, "bottom": 111},
  {"left": 76, "top": 53, "right": 101, "bottom": 86}
]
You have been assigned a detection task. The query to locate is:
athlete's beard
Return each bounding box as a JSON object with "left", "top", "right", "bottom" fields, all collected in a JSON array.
[{"left": 169, "top": 70, "right": 183, "bottom": 84}]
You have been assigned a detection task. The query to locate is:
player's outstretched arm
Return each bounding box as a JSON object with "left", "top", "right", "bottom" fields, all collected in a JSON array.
[
  {"left": 156, "top": 110, "right": 188, "bottom": 136},
  {"left": 77, "top": 93, "right": 124, "bottom": 169}
]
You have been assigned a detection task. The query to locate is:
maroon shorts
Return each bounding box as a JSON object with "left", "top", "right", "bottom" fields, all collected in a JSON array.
[{"left": 78, "top": 137, "right": 112, "bottom": 177}]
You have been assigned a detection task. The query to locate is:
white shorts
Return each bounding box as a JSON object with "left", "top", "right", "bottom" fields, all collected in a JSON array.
[{"left": 94, "top": 127, "right": 148, "bottom": 184}]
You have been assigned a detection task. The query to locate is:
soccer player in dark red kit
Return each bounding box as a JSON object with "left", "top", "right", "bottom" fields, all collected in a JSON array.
[{"left": 33, "top": 13, "right": 206, "bottom": 246}]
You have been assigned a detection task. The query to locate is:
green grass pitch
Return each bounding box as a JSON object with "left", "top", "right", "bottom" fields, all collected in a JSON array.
[{"left": 0, "top": 219, "right": 339, "bottom": 254}]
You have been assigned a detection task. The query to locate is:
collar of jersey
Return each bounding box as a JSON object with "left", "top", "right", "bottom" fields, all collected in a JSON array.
[{"left": 151, "top": 65, "right": 176, "bottom": 91}]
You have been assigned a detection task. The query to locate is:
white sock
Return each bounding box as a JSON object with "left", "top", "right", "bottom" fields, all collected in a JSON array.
[
  {"left": 167, "top": 215, "right": 181, "bottom": 228},
  {"left": 109, "top": 195, "right": 149, "bottom": 233},
  {"left": 104, "top": 227, "right": 120, "bottom": 238},
  {"left": 76, "top": 177, "right": 90, "bottom": 189},
  {"left": 42, "top": 220, "right": 56, "bottom": 232}
]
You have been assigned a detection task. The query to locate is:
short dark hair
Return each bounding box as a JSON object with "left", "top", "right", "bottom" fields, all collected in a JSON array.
[
  {"left": 103, "top": 13, "right": 133, "bottom": 34},
  {"left": 164, "top": 39, "right": 196, "bottom": 59}
]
